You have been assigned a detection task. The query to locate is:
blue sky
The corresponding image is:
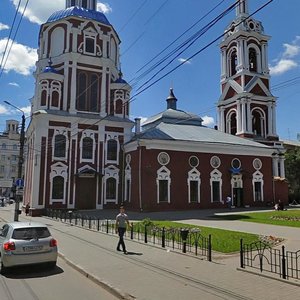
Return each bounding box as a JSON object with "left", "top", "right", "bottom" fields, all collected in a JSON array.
[{"left": 0, "top": 0, "right": 299, "bottom": 140}]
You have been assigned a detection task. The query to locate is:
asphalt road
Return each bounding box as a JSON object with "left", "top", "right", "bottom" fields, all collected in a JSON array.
[{"left": 0, "top": 257, "right": 118, "bottom": 300}]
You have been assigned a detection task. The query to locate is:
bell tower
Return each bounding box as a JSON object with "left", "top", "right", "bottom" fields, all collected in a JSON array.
[{"left": 217, "top": 0, "right": 278, "bottom": 144}]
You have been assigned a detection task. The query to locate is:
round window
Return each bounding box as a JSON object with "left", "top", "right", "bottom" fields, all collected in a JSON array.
[
  {"left": 231, "top": 158, "right": 241, "bottom": 169},
  {"left": 210, "top": 156, "right": 221, "bottom": 169},
  {"left": 158, "top": 152, "right": 170, "bottom": 165},
  {"left": 253, "top": 158, "right": 262, "bottom": 170},
  {"left": 189, "top": 156, "right": 199, "bottom": 168}
]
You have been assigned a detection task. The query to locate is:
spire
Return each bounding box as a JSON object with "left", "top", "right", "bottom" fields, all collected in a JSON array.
[
  {"left": 66, "top": 0, "right": 97, "bottom": 10},
  {"left": 235, "top": 0, "right": 249, "bottom": 17},
  {"left": 166, "top": 88, "right": 177, "bottom": 110}
]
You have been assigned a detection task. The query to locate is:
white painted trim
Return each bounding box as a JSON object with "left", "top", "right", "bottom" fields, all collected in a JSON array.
[{"left": 156, "top": 166, "right": 171, "bottom": 204}]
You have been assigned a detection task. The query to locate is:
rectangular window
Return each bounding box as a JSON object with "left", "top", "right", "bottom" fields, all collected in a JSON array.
[
  {"left": 0, "top": 165, "right": 4, "bottom": 173},
  {"left": 190, "top": 180, "right": 198, "bottom": 203},
  {"left": 159, "top": 180, "right": 168, "bottom": 203},
  {"left": 254, "top": 182, "right": 262, "bottom": 202},
  {"left": 1, "top": 155, "right": 5, "bottom": 161},
  {"left": 212, "top": 181, "right": 220, "bottom": 202},
  {"left": 85, "top": 37, "right": 95, "bottom": 54}
]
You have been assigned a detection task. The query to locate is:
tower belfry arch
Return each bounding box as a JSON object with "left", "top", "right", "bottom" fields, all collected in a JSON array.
[{"left": 217, "top": 0, "right": 278, "bottom": 144}]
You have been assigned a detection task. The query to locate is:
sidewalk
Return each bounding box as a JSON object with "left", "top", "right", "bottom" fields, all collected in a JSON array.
[{"left": 0, "top": 206, "right": 299, "bottom": 300}]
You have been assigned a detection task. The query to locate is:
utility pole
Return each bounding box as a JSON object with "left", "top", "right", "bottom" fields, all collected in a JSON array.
[{"left": 4, "top": 101, "right": 25, "bottom": 221}]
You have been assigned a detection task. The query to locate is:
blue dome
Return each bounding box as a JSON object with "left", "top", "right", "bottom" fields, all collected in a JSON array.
[
  {"left": 47, "top": 6, "right": 110, "bottom": 25},
  {"left": 43, "top": 66, "right": 58, "bottom": 74},
  {"left": 114, "top": 77, "right": 127, "bottom": 84}
]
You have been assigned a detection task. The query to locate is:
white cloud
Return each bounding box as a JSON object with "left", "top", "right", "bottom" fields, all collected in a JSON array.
[
  {"left": 283, "top": 43, "right": 300, "bottom": 58},
  {"left": 11, "top": 0, "right": 64, "bottom": 25},
  {"left": 11, "top": 0, "right": 112, "bottom": 25},
  {"left": 0, "top": 23, "right": 9, "bottom": 31},
  {"left": 202, "top": 115, "right": 215, "bottom": 127},
  {"left": 178, "top": 58, "right": 191, "bottom": 65},
  {"left": 269, "top": 59, "right": 298, "bottom": 75},
  {"left": 0, "top": 38, "right": 37, "bottom": 75},
  {"left": 97, "top": 3, "right": 112, "bottom": 14},
  {"left": 8, "top": 82, "right": 20, "bottom": 87},
  {"left": 0, "top": 104, "right": 11, "bottom": 115}
]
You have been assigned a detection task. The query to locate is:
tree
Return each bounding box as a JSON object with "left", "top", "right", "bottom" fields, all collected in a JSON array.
[{"left": 285, "top": 148, "right": 300, "bottom": 202}]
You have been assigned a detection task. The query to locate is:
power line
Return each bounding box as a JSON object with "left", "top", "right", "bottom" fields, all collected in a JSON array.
[
  {"left": 0, "top": 0, "right": 22, "bottom": 75},
  {"left": 130, "top": 0, "right": 274, "bottom": 100},
  {"left": 0, "top": 0, "right": 30, "bottom": 78}
]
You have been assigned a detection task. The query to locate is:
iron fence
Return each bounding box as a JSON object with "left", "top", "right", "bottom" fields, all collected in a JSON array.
[
  {"left": 45, "top": 209, "right": 212, "bottom": 261},
  {"left": 240, "top": 239, "right": 300, "bottom": 280}
]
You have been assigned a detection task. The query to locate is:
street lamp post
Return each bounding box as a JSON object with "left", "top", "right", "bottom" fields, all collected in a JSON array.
[{"left": 4, "top": 101, "right": 26, "bottom": 221}]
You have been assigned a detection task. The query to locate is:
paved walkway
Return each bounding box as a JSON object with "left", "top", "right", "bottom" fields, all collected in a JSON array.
[{"left": 0, "top": 206, "right": 299, "bottom": 300}]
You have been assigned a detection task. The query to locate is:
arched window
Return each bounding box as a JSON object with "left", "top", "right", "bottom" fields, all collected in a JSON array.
[
  {"left": 82, "top": 137, "right": 93, "bottom": 159},
  {"left": 41, "top": 90, "right": 47, "bottom": 106},
  {"left": 249, "top": 48, "right": 257, "bottom": 72},
  {"left": 107, "top": 139, "right": 117, "bottom": 161},
  {"left": 51, "top": 27, "right": 64, "bottom": 57},
  {"left": 106, "top": 177, "right": 116, "bottom": 199},
  {"left": 54, "top": 134, "right": 66, "bottom": 158},
  {"left": 230, "top": 50, "right": 237, "bottom": 76},
  {"left": 115, "top": 99, "right": 123, "bottom": 114},
  {"left": 230, "top": 112, "right": 237, "bottom": 135},
  {"left": 52, "top": 176, "right": 64, "bottom": 199},
  {"left": 52, "top": 91, "right": 59, "bottom": 107},
  {"left": 71, "top": 0, "right": 76, "bottom": 6},
  {"left": 252, "top": 109, "right": 265, "bottom": 137}
]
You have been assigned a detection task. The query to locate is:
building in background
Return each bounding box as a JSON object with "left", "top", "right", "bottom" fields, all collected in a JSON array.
[
  {"left": 0, "top": 120, "right": 21, "bottom": 197},
  {"left": 24, "top": 0, "right": 288, "bottom": 214}
]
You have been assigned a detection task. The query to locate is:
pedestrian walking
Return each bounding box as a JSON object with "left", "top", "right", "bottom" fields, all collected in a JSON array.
[
  {"left": 115, "top": 206, "right": 131, "bottom": 254},
  {"left": 226, "top": 196, "right": 232, "bottom": 209}
]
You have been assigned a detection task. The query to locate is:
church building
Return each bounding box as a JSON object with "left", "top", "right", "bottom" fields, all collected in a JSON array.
[{"left": 24, "top": 0, "right": 288, "bottom": 214}]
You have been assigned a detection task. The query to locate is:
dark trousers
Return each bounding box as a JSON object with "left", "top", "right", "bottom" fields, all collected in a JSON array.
[{"left": 117, "top": 227, "right": 126, "bottom": 252}]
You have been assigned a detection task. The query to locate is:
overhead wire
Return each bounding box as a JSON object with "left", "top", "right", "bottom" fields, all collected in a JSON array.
[
  {"left": 0, "top": 0, "right": 22, "bottom": 76},
  {"left": 0, "top": 0, "right": 30, "bottom": 78}
]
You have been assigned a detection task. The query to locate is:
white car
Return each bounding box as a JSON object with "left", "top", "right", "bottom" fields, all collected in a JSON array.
[{"left": 0, "top": 222, "right": 58, "bottom": 274}]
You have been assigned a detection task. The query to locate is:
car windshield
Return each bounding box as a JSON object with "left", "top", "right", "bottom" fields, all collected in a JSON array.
[{"left": 12, "top": 227, "right": 51, "bottom": 240}]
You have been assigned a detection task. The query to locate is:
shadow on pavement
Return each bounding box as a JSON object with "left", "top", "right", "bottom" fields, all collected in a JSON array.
[
  {"left": 3, "top": 265, "right": 64, "bottom": 279},
  {"left": 124, "top": 252, "right": 143, "bottom": 256}
]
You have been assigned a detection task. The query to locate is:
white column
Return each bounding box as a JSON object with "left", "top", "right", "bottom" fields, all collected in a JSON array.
[
  {"left": 272, "top": 103, "right": 277, "bottom": 136},
  {"left": 280, "top": 157, "right": 285, "bottom": 178},
  {"left": 267, "top": 102, "right": 273, "bottom": 136},
  {"left": 220, "top": 107, "right": 225, "bottom": 132},
  {"left": 246, "top": 99, "right": 251, "bottom": 132},
  {"left": 69, "top": 61, "right": 77, "bottom": 112},
  {"left": 273, "top": 157, "right": 279, "bottom": 177},
  {"left": 237, "top": 101, "right": 242, "bottom": 133},
  {"left": 63, "top": 62, "right": 69, "bottom": 111},
  {"left": 241, "top": 99, "right": 246, "bottom": 133},
  {"left": 220, "top": 49, "right": 225, "bottom": 78}
]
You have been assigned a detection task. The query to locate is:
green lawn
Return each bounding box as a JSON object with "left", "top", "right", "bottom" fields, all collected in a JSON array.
[
  {"left": 134, "top": 220, "right": 260, "bottom": 253},
  {"left": 212, "top": 210, "right": 300, "bottom": 228}
]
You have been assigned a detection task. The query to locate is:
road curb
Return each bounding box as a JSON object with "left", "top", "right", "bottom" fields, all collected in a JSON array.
[
  {"left": 58, "top": 252, "right": 136, "bottom": 300},
  {"left": 236, "top": 267, "right": 300, "bottom": 287}
]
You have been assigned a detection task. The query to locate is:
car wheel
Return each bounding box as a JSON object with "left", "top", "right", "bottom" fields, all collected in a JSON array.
[{"left": 0, "top": 262, "right": 8, "bottom": 275}]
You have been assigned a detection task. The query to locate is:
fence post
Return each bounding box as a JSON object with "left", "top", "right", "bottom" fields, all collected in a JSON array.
[
  {"left": 208, "top": 234, "right": 212, "bottom": 262},
  {"left": 240, "top": 239, "right": 244, "bottom": 268},
  {"left": 89, "top": 217, "right": 91, "bottom": 229},
  {"left": 281, "top": 245, "right": 287, "bottom": 279},
  {"left": 106, "top": 219, "right": 109, "bottom": 234},
  {"left": 97, "top": 219, "right": 100, "bottom": 231},
  {"left": 130, "top": 223, "right": 134, "bottom": 239},
  {"left": 81, "top": 216, "right": 84, "bottom": 227},
  {"left": 162, "top": 227, "right": 165, "bottom": 248},
  {"left": 144, "top": 225, "right": 148, "bottom": 243}
]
